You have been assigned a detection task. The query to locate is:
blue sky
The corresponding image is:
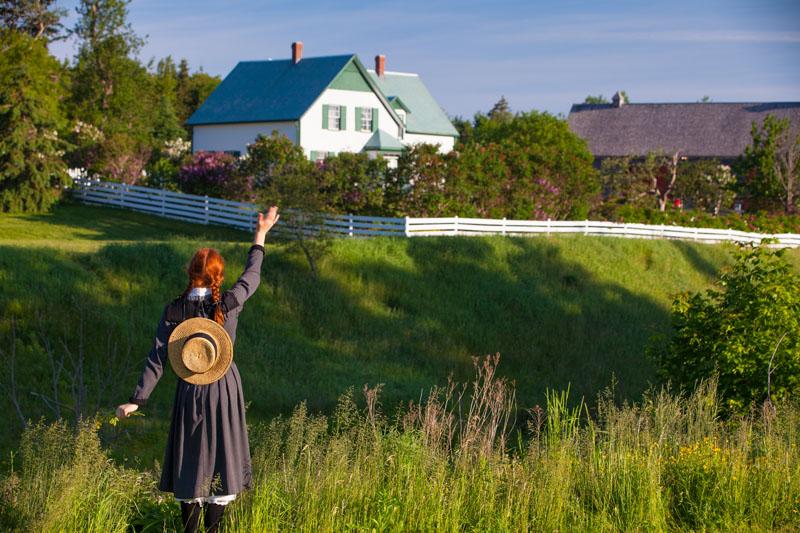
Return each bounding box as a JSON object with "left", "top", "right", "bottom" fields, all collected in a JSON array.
[{"left": 50, "top": 0, "right": 800, "bottom": 118}]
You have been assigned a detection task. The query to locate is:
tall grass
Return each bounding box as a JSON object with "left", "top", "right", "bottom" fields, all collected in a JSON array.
[
  {"left": 0, "top": 419, "right": 144, "bottom": 532},
  {"left": 3, "top": 356, "right": 798, "bottom": 531},
  {"left": 226, "top": 360, "right": 799, "bottom": 531}
]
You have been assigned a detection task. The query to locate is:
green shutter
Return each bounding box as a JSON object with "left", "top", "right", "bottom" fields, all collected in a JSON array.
[
  {"left": 355, "top": 107, "right": 362, "bottom": 131},
  {"left": 339, "top": 105, "right": 346, "bottom": 130},
  {"left": 322, "top": 105, "right": 329, "bottom": 129},
  {"left": 310, "top": 150, "right": 319, "bottom": 161},
  {"left": 371, "top": 107, "right": 378, "bottom": 132}
]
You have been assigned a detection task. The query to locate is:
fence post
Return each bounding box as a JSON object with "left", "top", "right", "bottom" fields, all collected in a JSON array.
[
  {"left": 547, "top": 218, "right": 551, "bottom": 237},
  {"left": 584, "top": 219, "right": 588, "bottom": 236},
  {"left": 348, "top": 214, "right": 353, "bottom": 237},
  {"left": 160, "top": 188, "right": 166, "bottom": 216},
  {"left": 203, "top": 195, "right": 209, "bottom": 225},
  {"left": 120, "top": 183, "right": 127, "bottom": 207},
  {"left": 454, "top": 215, "right": 459, "bottom": 236},
  {"left": 501, "top": 217, "right": 507, "bottom": 236},
  {"left": 404, "top": 216, "right": 410, "bottom": 237}
]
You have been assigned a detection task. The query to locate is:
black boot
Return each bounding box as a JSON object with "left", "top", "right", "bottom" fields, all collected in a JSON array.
[
  {"left": 204, "top": 503, "right": 225, "bottom": 533},
  {"left": 180, "top": 502, "right": 202, "bottom": 533}
]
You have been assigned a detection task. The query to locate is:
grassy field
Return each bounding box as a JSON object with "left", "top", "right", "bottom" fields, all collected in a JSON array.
[{"left": 1, "top": 200, "right": 799, "bottom": 530}]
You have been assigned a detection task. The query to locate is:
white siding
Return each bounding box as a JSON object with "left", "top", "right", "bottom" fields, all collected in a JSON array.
[
  {"left": 403, "top": 132, "right": 456, "bottom": 153},
  {"left": 300, "top": 88, "right": 402, "bottom": 157},
  {"left": 192, "top": 121, "right": 298, "bottom": 154}
]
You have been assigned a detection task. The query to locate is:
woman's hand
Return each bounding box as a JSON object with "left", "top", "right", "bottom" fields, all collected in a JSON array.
[
  {"left": 254, "top": 206, "right": 279, "bottom": 246},
  {"left": 116, "top": 403, "right": 139, "bottom": 420}
]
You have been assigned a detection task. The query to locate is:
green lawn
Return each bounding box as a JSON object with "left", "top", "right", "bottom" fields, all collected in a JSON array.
[{"left": 3, "top": 201, "right": 797, "bottom": 462}]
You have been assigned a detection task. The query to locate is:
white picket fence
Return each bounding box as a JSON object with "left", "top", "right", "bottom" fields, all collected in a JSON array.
[{"left": 70, "top": 179, "right": 800, "bottom": 247}]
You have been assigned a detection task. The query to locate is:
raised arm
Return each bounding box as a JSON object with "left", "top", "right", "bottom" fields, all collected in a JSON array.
[
  {"left": 116, "top": 307, "right": 171, "bottom": 418},
  {"left": 227, "top": 207, "right": 280, "bottom": 307}
]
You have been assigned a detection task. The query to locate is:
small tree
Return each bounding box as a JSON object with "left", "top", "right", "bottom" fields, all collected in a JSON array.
[
  {"left": 599, "top": 151, "right": 682, "bottom": 212},
  {"left": 0, "top": 30, "right": 69, "bottom": 213},
  {"left": 652, "top": 243, "right": 800, "bottom": 412},
  {"left": 737, "top": 114, "right": 800, "bottom": 214},
  {"left": 487, "top": 96, "right": 512, "bottom": 123},
  {"left": 673, "top": 159, "right": 736, "bottom": 215},
  {"left": 244, "top": 132, "right": 329, "bottom": 278}
]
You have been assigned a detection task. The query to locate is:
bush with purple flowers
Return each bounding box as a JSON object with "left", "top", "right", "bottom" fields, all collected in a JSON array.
[{"left": 177, "top": 151, "right": 249, "bottom": 200}]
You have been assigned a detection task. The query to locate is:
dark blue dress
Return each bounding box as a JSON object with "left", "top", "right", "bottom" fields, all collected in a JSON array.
[{"left": 129, "top": 244, "right": 264, "bottom": 499}]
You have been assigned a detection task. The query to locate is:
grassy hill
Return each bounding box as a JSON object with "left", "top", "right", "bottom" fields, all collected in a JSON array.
[{"left": 2, "top": 200, "right": 797, "bottom": 460}]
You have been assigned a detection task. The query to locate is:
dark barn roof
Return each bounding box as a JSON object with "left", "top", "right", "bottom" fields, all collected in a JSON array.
[{"left": 567, "top": 102, "right": 800, "bottom": 159}]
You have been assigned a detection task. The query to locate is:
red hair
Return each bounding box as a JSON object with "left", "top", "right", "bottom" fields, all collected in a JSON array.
[{"left": 183, "top": 248, "right": 225, "bottom": 325}]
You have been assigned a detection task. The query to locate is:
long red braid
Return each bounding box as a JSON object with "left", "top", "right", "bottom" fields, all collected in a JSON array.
[{"left": 183, "top": 248, "right": 225, "bottom": 325}]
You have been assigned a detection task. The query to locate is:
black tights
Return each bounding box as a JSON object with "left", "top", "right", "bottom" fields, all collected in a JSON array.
[{"left": 180, "top": 502, "right": 225, "bottom": 533}]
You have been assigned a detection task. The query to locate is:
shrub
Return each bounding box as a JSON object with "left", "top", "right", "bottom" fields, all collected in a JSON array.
[
  {"left": 652, "top": 243, "right": 800, "bottom": 412},
  {"left": 318, "top": 151, "right": 388, "bottom": 215},
  {"left": 177, "top": 151, "right": 246, "bottom": 199}
]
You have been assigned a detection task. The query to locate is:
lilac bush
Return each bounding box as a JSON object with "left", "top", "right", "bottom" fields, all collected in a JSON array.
[{"left": 178, "top": 151, "right": 250, "bottom": 199}]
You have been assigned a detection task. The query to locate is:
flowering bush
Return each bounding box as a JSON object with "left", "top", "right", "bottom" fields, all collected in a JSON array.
[{"left": 177, "top": 151, "right": 248, "bottom": 199}]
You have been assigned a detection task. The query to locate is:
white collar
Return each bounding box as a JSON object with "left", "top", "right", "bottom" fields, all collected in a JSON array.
[{"left": 187, "top": 287, "right": 211, "bottom": 300}]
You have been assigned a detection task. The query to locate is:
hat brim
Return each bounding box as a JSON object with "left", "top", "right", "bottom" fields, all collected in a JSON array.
[{"left": 168, "top": 317, "right": 233, "bottom": 385}]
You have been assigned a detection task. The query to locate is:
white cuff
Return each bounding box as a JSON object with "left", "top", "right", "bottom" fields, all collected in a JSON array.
[{"left": 176, "top": 494, "right": 237, "bottom": 506}]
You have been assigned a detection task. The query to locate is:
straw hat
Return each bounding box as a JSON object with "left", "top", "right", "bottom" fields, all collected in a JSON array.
[{"left": 168, "top": 317, "right": 233, "bottom": 385}]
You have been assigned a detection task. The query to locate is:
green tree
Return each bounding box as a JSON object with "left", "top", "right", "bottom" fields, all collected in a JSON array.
[
  {"left": 243, "top": 132, "right": 328, "bottom": 278},
  {"left": 0, "top": 30, "right": 69, "bottom": 212},
  {"left": 583, "top": 94, "right": 609, "bottom": 104},
  {"left": 450, "top": 115, "right": 473, "bottom": 144},
  {"left": 388, "top": 143, "right": 457, "bottom": 217},
  {"left": 469, "top": 111, "right": 599, "bottom": 219},
  {"left": 151, "top": 56, "right": 185, "bottom": 144},
  {"left": 599, "top": 151, "right": 681, "bottom": 213},
  {"left": 175, "top": 59, "right": 221, "bottom": 126},
  {"left": 652, "top": 244, "right": 800, "bottom": 412},
  {"left": 318, "top": 152, "right": 388, "bottom": 215},
  {"left": 673, "top": 159, "right": 736, "bottom": 215},
  {"left": 69, "top": 0, "right": 155, "bottom": 182},
  {"left": 737, "top": 114, "right": 800, "bottom": 214},
  {"left": 584, "top": 91, "right": 629, "bottom": 104},
  {"left": 0, "top": 0, "right": 66, "bottom": 42},
  {"left": 487, "top": 96, "right": 512, "bottom": 122}
]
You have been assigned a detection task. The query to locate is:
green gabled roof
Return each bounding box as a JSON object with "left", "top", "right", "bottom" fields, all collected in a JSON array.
[
  {"left": 187, "top": 55, "right": 355, "bottom": 126},
  {"left": 368, "top": 71, "right": 458, "bottom": 137},
  {"left": 187, "top": 54, "right": 404, "bottom": 131},
  {"left": 363, "top": 129, "right": 405, "bottom": 152},
  {"left": 388, "top": 96, "right": 411, "bottom": 113}
]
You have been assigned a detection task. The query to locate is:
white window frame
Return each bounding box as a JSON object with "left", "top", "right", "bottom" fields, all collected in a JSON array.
[
  {"left": 315, "top": 151, "right": 327, "bottom": 163},
  {"left": 396, "top": 110, "right": 406, "bottom": 125},
  {"left": 360, "top": 107, "right": 373, "bottom": 132},
  {"left": 328, "top": 106, "right": 340, "bottom": 131}
]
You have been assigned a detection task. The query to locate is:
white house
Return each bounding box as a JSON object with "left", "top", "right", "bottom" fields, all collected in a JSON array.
[{"left": 186, "top": 42, "right": 458, "bottom": 166}]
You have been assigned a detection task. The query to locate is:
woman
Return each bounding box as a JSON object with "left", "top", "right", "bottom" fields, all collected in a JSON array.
[{"left": 116, "top": 206, "right": 280, "bottom": 532}]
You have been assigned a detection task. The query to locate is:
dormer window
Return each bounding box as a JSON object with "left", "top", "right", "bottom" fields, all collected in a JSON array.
[{"left": 396, "top": 110, "right": 406, "bottom": 125}]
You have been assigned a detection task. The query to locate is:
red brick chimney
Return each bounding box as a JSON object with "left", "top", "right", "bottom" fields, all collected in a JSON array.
[
  {"left": 375, "top": 54, "right": 385, "bottom": 77},
  {"left": 292, "top": 41, "right": 303, "bottom": 64}
]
